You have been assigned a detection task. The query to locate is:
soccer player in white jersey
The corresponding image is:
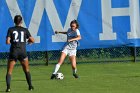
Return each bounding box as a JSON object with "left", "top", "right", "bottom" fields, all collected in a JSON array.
[{"left": 51, "top": 20, "right": 81, "bottom": 79}]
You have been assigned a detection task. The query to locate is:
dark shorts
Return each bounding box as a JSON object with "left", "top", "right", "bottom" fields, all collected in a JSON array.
[{"left": 9, "top": 49, "right": 27, "bottom": 62}]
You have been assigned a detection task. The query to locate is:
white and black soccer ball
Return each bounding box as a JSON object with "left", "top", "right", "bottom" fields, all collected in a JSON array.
[{"left": 56, "top": 72, "right": 64, "bottom": 80}]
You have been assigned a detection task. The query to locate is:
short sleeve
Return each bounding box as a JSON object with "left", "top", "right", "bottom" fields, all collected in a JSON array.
[
  {"left": 6, "top": 28, "right": 11, "bottom": 38},
  {"left": 26, "top": 29, "right": 31, "bottom": 39},
  {"left": 76, "top": 29, "right": 80, "bottom": 35}
]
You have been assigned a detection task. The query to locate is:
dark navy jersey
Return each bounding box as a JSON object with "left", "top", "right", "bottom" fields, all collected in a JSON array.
[{"left": 6, "top": 26, "right": 31, "bottom": 51}]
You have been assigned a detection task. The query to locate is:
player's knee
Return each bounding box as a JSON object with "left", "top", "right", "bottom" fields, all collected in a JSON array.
[
  {"left": 22, "top": 66, "right": 29, "bottom": 72},
  {"left": 25, "top": 68, "right": 29, "bottom": 72},
  {"left": 7, "top": 72, "right": 12, "bottom": 75},
  {"left": 58, "top": 62, "right": 62, "bottom": 65}
]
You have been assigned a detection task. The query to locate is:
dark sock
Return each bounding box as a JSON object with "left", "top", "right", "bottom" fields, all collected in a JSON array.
[
  {"left": 6, "top": 74, "right": 11, "bottom": 89},
  {"left": 24, "top": 72, "right": 32, "bottom": 87}
]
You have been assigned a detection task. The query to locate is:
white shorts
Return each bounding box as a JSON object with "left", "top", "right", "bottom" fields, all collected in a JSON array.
[{"left": 62, "top": 48, "right": 77, "bottom": 56}]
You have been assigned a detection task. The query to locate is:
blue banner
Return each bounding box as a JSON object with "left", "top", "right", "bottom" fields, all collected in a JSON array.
[{"left": 0, "top": 0, "right": 140, "bottom": 52}]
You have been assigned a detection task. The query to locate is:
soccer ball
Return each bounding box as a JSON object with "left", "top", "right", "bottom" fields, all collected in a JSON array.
[{"left": 56, "top": 73, "right": 64, "bottom": 80}]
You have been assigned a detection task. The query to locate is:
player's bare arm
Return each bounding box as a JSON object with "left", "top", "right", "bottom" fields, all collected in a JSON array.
[
  {"left": 68, "top": 35, "right": 81, "bottom": 42},
  {"left": 28, "top": 37, "right": 35, "bottom": 44},
  {"left": 55, "top": 31, "right": 67, "bottom": 34},
  {"left": 6, "top": 37, "right": 11, "bottom": 44}
]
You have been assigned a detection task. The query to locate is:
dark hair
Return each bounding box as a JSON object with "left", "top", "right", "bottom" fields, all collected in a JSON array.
[
  {"left": 70, "top": 19, "right": 79, "bottom": 29},
  {"left": 14, "top": 15, "right": 22, "bottom": 25}
]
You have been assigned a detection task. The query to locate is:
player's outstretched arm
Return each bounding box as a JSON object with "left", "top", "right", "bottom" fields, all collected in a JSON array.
[
  {"left": 55, "top": 31, "right": 67, "bottom": 34},
  {"left": 68, "top": 35, "right": 81, "bottom": 42},
  {"left": 6, "top": 37, "right": 11, "bottom": 44},
  {"left": 28, "top": 37, "right": 35, "bottom": 44}
]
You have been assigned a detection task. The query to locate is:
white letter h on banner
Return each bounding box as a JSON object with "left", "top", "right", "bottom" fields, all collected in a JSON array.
[{"left": 100, "top": 0, "right": 140, "bottom": 40}]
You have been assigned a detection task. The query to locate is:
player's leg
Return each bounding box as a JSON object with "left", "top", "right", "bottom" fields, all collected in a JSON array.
[
  {"left": 20, "top": 58, "right": 34, "bottom": 90},
  {"left": 69, "top": 50, "right": 79, "bottom": 78},
  {"left": 53, "top": 52, "right": 67, "bottom": 74},
  {"left": 6, "top": 60, "right": 16, "bottom": 92},
  {"left": 51, "top": 52, "right": 67, "bottom": 79}
]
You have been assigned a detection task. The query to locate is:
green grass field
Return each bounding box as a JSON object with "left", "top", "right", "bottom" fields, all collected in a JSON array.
[{"left": 0, "top": 62, "right": 140, "bottom": 93}]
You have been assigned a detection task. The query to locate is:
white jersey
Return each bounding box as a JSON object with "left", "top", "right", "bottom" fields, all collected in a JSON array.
[
  {"left": 67, "top": 28, "right": 80, "bottom": 40},
  {"left": 63, "top": 28, "right": 81, "bottom": 50}
]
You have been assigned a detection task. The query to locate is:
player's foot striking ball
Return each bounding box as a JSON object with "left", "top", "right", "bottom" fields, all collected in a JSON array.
[
  {"left": 51, "top": 20, "right": 81, "bottom": 79},
  {"left": 5, "top": 15, "right": 35, "bottom": 91},
  {"left": 51, "top": 74, "right": 56, "bottom": 79}
]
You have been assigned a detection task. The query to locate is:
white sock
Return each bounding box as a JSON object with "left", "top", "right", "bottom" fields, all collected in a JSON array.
[
  {"left": 53, "top": 64, "right": 60, "bottom": 74},
  {"left": 73, "top": 68, "right": 77, "bottom": 74}
]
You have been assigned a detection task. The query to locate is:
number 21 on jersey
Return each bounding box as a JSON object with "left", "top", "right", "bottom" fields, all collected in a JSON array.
[{"left": 13, "top": 31, "right": 24, "bottom": 42}]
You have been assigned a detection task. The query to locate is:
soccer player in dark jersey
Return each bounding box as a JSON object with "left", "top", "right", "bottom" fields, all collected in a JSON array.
[{"left": 5, "top": 15, "right": 34, "bottom": 92}]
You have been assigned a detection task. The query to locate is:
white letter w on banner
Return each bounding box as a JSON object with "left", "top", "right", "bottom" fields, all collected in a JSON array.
[{"left": 6, "top": 0, "right": 82, "bottom": 43}]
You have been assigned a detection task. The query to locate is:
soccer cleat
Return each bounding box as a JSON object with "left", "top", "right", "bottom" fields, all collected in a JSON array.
[
  {"left": 73, "top": 73, "right": 79, "bottom": 78},
  {"left": 6, "top": 88, "right": 11, "bottom": 92},
  {"left": 29, "top": 86, "right": 34, "bottom": 91},
  {"left": 50, "top": 74, "right": 56, "bottom": 79}
]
